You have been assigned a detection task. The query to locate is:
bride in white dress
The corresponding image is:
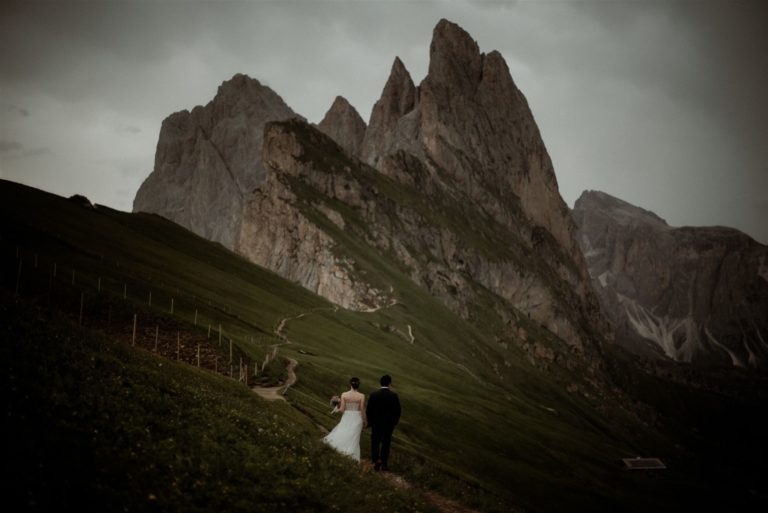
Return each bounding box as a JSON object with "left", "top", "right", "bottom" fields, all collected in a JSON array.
[{"left": 323, "top": 377, "right": 366, "bottom": 461}]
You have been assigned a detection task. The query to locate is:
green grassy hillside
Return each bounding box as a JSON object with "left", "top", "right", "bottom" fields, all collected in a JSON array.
[
  {"left": 2, "top": 301, "right": 433, "bottom": 512},
  {"left": 2, "top": 179, "right": 765, "bottom": 512}
]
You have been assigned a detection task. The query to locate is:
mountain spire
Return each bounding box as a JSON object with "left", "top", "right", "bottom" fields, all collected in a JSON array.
[
  {"left": 318, "top": 95, "right": 366, "bottom": 158},
  {"left": 360, "top": 56, "right": 417, "bottom": 166}
]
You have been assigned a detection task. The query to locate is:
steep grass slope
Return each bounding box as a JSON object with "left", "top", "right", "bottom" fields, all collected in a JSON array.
[
  {"left": 2, "top": 301, "right": 433, "bottom": 512},
  {"left": 2, "top": 179, "right": 765, "bottom": 512}
]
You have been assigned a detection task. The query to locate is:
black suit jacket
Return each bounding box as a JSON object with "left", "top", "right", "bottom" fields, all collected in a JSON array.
[{"left": 366, "top": 387, "right": 401, "bottom": 429}]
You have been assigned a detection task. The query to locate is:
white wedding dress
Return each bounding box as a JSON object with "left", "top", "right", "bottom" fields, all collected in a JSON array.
[{"left": 323, "top": 399, "right": 363, "bottom": 461}]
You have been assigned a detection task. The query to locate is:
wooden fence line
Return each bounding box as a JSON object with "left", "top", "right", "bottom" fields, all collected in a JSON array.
[{"left": 6, "top": 244, "right": 280, "bottom": 389}]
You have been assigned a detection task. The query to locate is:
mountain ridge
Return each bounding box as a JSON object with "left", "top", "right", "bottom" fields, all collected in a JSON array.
[
  {"left": 133, "top": 74, "right": 299, "bottom": 249},
  {"left": 573, "top": 189, "right": 768, "bottom": 368},
  {"left": 133, "top": 19, "right": 608, "bottom": 380}
]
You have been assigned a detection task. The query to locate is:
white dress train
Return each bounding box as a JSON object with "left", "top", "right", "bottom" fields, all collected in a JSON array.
[{"left": 323, "top": 400, "right": 363, "bottom": 460}]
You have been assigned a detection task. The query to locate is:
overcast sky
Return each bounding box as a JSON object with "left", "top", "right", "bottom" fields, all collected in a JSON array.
[{"left": 1, "top": 0, "right": 766, "bottom": 243}]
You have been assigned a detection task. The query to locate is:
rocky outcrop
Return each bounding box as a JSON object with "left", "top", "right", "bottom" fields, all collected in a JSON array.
[
  {"left": 241, "top": 121, "right": 391, "bottom": 310},
  {"left": 360, "top": 57, "right": 419, "bottom": 167},
  {"left": 317, "top": 96, "right": 366, "bottom": 158},
  {"left": 133, "top": 74, "right": 297, "bottom": 249},
  {"left": 358, "top": 19, "right": 604, "bottom": 352},
  {"left": 134, "top": 20, "right": 608, "bottom": 366},
  {"left": 237, "top": 123, "right": 388, "bottom": 310},
  {"left": 362, "top": 21, "right": 580, "bottom": 262},
  {"left": 573, "top": 190, "right": 768, "bottom": 368}
]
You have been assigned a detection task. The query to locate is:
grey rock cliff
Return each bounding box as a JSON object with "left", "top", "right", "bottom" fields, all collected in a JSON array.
[
  {"left": 359, "top": 19, "right": 604, "bottom": 353},
  {"left": 237, "top": 121, "right": 389, "bottom": 310},
  {"left": 133, "top": 74, "right": 297, "bottom": 249},
  {"left": 317, "top": 96, "right": 366, "bottom": 158},
  {"left": 573, "top": 190, "right": 768, "bottom": 368},
  {"left": 134, "top": 20, "right": 609, "bottom": 372},
  {"left": 360, "top": 57, "right": 418, "bottom": 168}
]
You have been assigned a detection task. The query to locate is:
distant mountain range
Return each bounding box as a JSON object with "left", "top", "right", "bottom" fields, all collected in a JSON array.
[
  {"left": 134, "top": 19, "right": 607, "bottom": 382},
  {"left": 573, "top": 190, "right": 768, "bottom": 369},
  {"left": 134, "top": 18, "right": 767, "bottom": 378}
]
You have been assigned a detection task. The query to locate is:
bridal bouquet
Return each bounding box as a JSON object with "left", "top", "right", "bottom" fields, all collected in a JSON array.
[{"left": 329, "top": 395, "right": 341, "bottom": 413}]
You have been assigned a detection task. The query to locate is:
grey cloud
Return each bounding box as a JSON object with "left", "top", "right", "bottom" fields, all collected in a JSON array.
[
  {"left": 117, "top": 125, "right": 142, "bottom": 135},
  {"left": 22, "top": 147, "right": 52, "bottom": 158},
  {"left": 4, "top": 104, "right": 30, "bottom": 116},
  {"left": 0, "top": 140, "right": 22, "bottom": 153},
  {"left": 0, "top": 140, "right": 51, "bottom": 159},
  {"left": 547, "top": 2, "right": 768, "bottom": 155}
]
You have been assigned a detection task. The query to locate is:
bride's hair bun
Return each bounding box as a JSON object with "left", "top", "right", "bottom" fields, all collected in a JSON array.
[{"left": 350, "top": 377, "right": 360, "bottom": 389}]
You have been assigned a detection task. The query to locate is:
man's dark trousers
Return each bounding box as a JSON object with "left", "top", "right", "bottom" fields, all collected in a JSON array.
[{"left": 371, "top": 423, "right": 395, "bottom": 467}]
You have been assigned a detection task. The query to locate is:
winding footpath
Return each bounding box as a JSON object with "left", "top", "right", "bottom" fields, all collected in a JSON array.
[
  {"left": 250, "top": 312, "right": 305, "bottom": 401},
  {"left": 381, "top": 472, "right": 482, "bottom": 513},
  {"left": 251, "top": 357, "right": 297, "bottom": 402},
  {"left": 249, "top": 304, "right": 488, "bottom": 513},
  {"left": 252, "top": 301, "right": 397, "bottom": 401}
]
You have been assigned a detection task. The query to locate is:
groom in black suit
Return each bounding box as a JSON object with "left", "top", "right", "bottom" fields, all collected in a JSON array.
[{"left": 366, "top": 374, "right": 401, "bottom": 471}]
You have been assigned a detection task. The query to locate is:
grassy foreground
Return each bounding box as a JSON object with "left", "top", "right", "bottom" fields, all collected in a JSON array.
[{"left": 1, "top": 300, "right": 434, "bottom": 513}]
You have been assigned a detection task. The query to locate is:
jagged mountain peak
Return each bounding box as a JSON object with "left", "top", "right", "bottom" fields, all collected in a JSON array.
[
  {"left": 360, "top": 57, "right": 418, "bottom": 166},
  {"left": 574, "top": 190, "right": 669, "bottom": 229},
  {"left": 324, "top": 95, "right": 357, "bottom": 113},
  {"left": 390, "top": 56, "right": 411, "bottom": 79},
  {"left": 317, "top": 95, "right": 366, "bottom": 158},
  {"left": 216, "top": 72, "right": 263, "bottom": 93},
  {"left": 137, "top": 19, "right": 609, "bottom": 372},
  {"left": 428, "top": 19, "right": 483, "bottom": 95},
  {"left": 208, "top": 73, "right": 296, "bottom": 122},
  {"left": 134, "top": 72, "right": 297, "bottom": 249},
  {"left": 380, "top": 57, "right": 417, "bottom": 118}
]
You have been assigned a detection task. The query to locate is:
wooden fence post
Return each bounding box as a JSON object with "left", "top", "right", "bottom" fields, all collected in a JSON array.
[
  {"left": 197, "top": 344, "right": 200, "bottom": 367},
  {"left": 14, "top": 258, "right": 22, "bottom": 296},
  {"left": 148, "top": 291, "right": 152, "bottom": 307},
  {"left": 229, "top": 338, "right": 233, "bottom": 363},
  {"left": 132, "top": 314, "right": 137, "bottom": 346},
  {"left": 219, "top": 324, "right": 222, "bottom": 346},
  {"left": 245, "top": 365, "right": 248, "bottom": 386},
  {"left": 154, "top": 326, "right": 159, "bottom": 352},
  {"left": 194, "top": 309, "right": 198, "bottom": 326},
  {"left": 123, "top": 283, "right": 127, "bottom": 299},
  {"left": 215, "top": 356, "right": 218, "bottom": 373},
  {"left": 97, "top": 277, "right": 101, "bottom": 292},
  {"left": 170, "top": 298, "right": 174, "bottom": 315},
  {"left": 53, "top": 262, "right": 57, "bottom": 277},
  {"left": 207, "top": 324, "right": 211, "bottom": 339},
  {"left": 79, "top": 292, "right": 84, "bottom": 325},
  {"left": 176, "top": 332, "right": 180, "bottom": 361}
]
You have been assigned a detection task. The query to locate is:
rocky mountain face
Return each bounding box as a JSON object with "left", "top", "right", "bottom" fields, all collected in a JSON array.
[
  {"left": 317, "top": 96, "right": 366, "bottom": 158},
  {"left": 354, "top": 20, "right": 604, "bottom": 354},
  {"left": 573, "top": 190, "right": 768, "bottom": 369},
  {"left": 133, "top": 74, "right": 298, "bottom": 249},
  {"left": 135, "top": 19, "right": 608, "bottom": 376}
]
